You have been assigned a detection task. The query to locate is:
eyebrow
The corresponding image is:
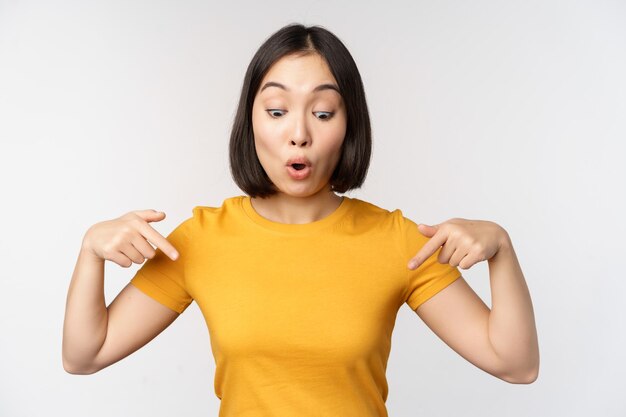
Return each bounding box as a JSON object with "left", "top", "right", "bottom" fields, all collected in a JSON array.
[{"left": 259, "top": 81, "right": 341, "bottom": 95}]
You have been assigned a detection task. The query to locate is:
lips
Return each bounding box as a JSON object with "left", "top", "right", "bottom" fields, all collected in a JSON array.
[
  {"left": 286, "top": 156, "right": 312, "bottom": 169},
  {"left": 286, "top": 164, "right": 311, "bottom": 180},
  {"left": 285, "top": 156, "right": 312, "bottom": 180}
]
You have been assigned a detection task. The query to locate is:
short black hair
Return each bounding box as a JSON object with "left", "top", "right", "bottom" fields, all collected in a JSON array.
[{"left": 229, "top": 23, "right": 372, "bottom": 198}]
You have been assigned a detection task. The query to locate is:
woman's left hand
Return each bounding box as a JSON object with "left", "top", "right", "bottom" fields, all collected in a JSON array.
[{"left": 408, "top": 218, "right": 509, "bottom": 270}]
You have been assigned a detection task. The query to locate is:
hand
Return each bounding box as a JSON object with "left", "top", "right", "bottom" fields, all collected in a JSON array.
[
  {"left": 82, "top": 210, "right": 179, "bottom": 268},
  {"left": 407, "top": 218, "right": 508, "bottom": 270}
]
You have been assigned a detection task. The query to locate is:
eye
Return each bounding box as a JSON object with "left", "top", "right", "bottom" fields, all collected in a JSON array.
[
  {"left": 314, "top": 111, "right": 334, "bottom": 121},
  {"left": 266, "top": 109, "right": 286, "bottom": 118}
]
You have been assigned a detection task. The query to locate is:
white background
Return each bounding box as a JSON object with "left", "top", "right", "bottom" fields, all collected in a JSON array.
[{"left": 1, "top": 0, "right": 625, "bottom": 416}]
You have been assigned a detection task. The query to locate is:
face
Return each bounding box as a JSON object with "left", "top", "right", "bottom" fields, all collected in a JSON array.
[{"left": 251, "top": 52, "right": 347, "bottom": 198}]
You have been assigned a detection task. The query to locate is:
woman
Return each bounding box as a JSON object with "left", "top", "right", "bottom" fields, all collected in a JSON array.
[{"left": 62, "top": 23, "right": 539, "bottom": 416}]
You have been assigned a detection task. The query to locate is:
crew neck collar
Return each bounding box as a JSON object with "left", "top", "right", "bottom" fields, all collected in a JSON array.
[{"left": 240, "top": 195, "right": 352, "bottom": 235}]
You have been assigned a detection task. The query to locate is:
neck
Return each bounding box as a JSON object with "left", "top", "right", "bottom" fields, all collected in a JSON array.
[{"left": 250, "top": 187, "right": 343, "bottom": 224}]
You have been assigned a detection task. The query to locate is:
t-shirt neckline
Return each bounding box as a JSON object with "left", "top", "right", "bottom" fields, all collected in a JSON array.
[{"left": 240, "top": 195, "right": 352, "bottom": 235}]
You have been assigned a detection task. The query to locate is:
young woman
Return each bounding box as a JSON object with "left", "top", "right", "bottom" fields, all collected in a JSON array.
[{"left": 63, "top": 23, "right": 539, "bottom": 416}]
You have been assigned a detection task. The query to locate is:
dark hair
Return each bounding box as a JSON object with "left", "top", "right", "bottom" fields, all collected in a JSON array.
[{"left": 228, "top": 23, "right": 372, "bottom": 198}]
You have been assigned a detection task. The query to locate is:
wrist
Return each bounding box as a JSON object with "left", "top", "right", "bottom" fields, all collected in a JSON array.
[
  {"left": 79, "top": 242, "right": 103, "bottom": 264},
  {"left": 498, "top": 228, "right": 512, "bottom": 251},
  {"left": 490, "top": 228, "right": 513, "bottom": 264}
]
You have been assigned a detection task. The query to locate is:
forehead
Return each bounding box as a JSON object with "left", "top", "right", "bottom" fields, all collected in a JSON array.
[{"left": 259, "top": 53, "right": 338, "bottom": 94}]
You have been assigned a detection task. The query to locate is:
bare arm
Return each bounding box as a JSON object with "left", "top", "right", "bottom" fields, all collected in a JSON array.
[
  {"left": 62, "top": 247, "right": 108, "bottom": 373},
  {"left": 62, "top": 247, "right": 179, "bottom": 374},
  {"left": 89, "top": 283, "right": 179, "bottom": 373},
  {"left": 414, "top": 234, "right": 539, "bottom": 384},
  {"left": 62, "top": 246, "right": 109, "bottom": 373},
  {"left": 62, "top": 210, "right": 181, "bottom": 374}
]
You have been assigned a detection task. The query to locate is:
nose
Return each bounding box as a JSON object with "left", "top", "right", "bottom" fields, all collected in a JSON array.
[{"left": 290, "top": 111, "right": 310, "bottom": 147}]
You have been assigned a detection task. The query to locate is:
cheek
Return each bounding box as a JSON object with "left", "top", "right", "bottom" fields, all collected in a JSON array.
[
  {"left": 329, "top": 113, "right": 347, "bottom": 144},
  {"left": 251, "top": 116, "right": 281, "bottom": 173},
  {"left": 252, "top": 110, "right": 280, "bottom": 146},
  {"left": 328, "top": 124, "right": 347, "bottom": 155},
  {"left": 251, "top": 112, "right": 270, "bottom": 151},
  {"left": 254, "top": 131, "right": 278, "bottom": 163},
  {"left": 329, "top": 126, "right": 347, "bottom": 168},
  {"left": 253, "top": 135, "right": 272, "bottom": 169},
  {"left": 251, "top": 108, "right": 263, "bottom": 141}
]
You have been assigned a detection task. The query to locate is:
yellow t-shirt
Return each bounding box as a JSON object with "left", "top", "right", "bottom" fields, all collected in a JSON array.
[{"left": 130, "top": 195, "right": 461, "bottom": 416}]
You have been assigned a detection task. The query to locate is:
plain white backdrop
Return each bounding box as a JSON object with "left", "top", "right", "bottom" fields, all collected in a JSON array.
[{"left": 1, "top": 0, "right": 625, "bottom": 416}]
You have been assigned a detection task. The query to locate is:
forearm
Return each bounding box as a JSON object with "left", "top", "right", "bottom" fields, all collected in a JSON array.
[
  {"left": 62, "top": 244, "right": 108, "bottom": 374},
  {"left": 487, "top": 232, "right": 539, "bottom": 382}
]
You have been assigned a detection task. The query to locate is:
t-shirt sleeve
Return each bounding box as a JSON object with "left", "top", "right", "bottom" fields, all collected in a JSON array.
[
  {"left": 400, "top": 213, "right": 462, "bottom": 311},
  {"left": 129, "top": 213, "right": 195, "bottom": 314}
]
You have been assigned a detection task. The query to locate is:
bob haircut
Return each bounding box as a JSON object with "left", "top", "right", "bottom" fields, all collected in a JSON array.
[{"left": 229, "top": 23, "right": 372, "bottom": 198}]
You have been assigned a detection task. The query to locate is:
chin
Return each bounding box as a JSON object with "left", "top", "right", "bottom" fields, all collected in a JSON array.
[
  {"left": 279, "top": 189, "right": 316, "bottom": 198},
  {"left": 274, "top": 183, "right": 321, "bottom": 198}
]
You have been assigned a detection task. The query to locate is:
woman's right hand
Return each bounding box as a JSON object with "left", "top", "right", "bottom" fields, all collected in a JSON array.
[{"left": 81, "top": 210, "right": 179, "bottom": 267}]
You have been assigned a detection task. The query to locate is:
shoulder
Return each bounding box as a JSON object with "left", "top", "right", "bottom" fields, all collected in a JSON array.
[
  {"left": 347, "top": 197, "right": 406, "bottom": 229},
  {"left": 190, "top": 195, "right": 247, "bottom": 230}
]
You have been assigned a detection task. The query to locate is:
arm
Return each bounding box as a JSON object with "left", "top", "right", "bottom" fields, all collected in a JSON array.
[
  {"left": 485, "top": 233, "right": 539, "bottom": 382},
  {"left": 63, "top": 244, "right": 180, "bottom": 374},
  {"left": 414, "top": 233, "right": 539, "bottom": 384},
  {"left": 62, "top": 247, "right": 109, "bottom": 373}
]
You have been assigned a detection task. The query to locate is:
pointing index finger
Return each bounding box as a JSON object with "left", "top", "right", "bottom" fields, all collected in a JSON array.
[
  {"left": 138, "top": 222, "right": 180, "bottom": 261},
  {"left": 408, "top": 230, "right": 448, "bottom": 270}
]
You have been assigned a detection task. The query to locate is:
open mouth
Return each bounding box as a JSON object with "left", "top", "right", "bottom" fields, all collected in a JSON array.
[{"left": 286, "top": 162, "right": 311, "bottom": 179}]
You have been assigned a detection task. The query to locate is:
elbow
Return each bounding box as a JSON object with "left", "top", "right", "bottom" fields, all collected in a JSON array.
[
  {"left": 521, "top": 366, "right": 539, "bottom": 384},
  {"left": 62, "top": 356, "right": 99, "bottom": 375},
  {"left": 501, "top": 365, "right": 539, "bottom": 384},
  {"left": 496, "top": 347, "right": 540, "bottom": 384}
]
